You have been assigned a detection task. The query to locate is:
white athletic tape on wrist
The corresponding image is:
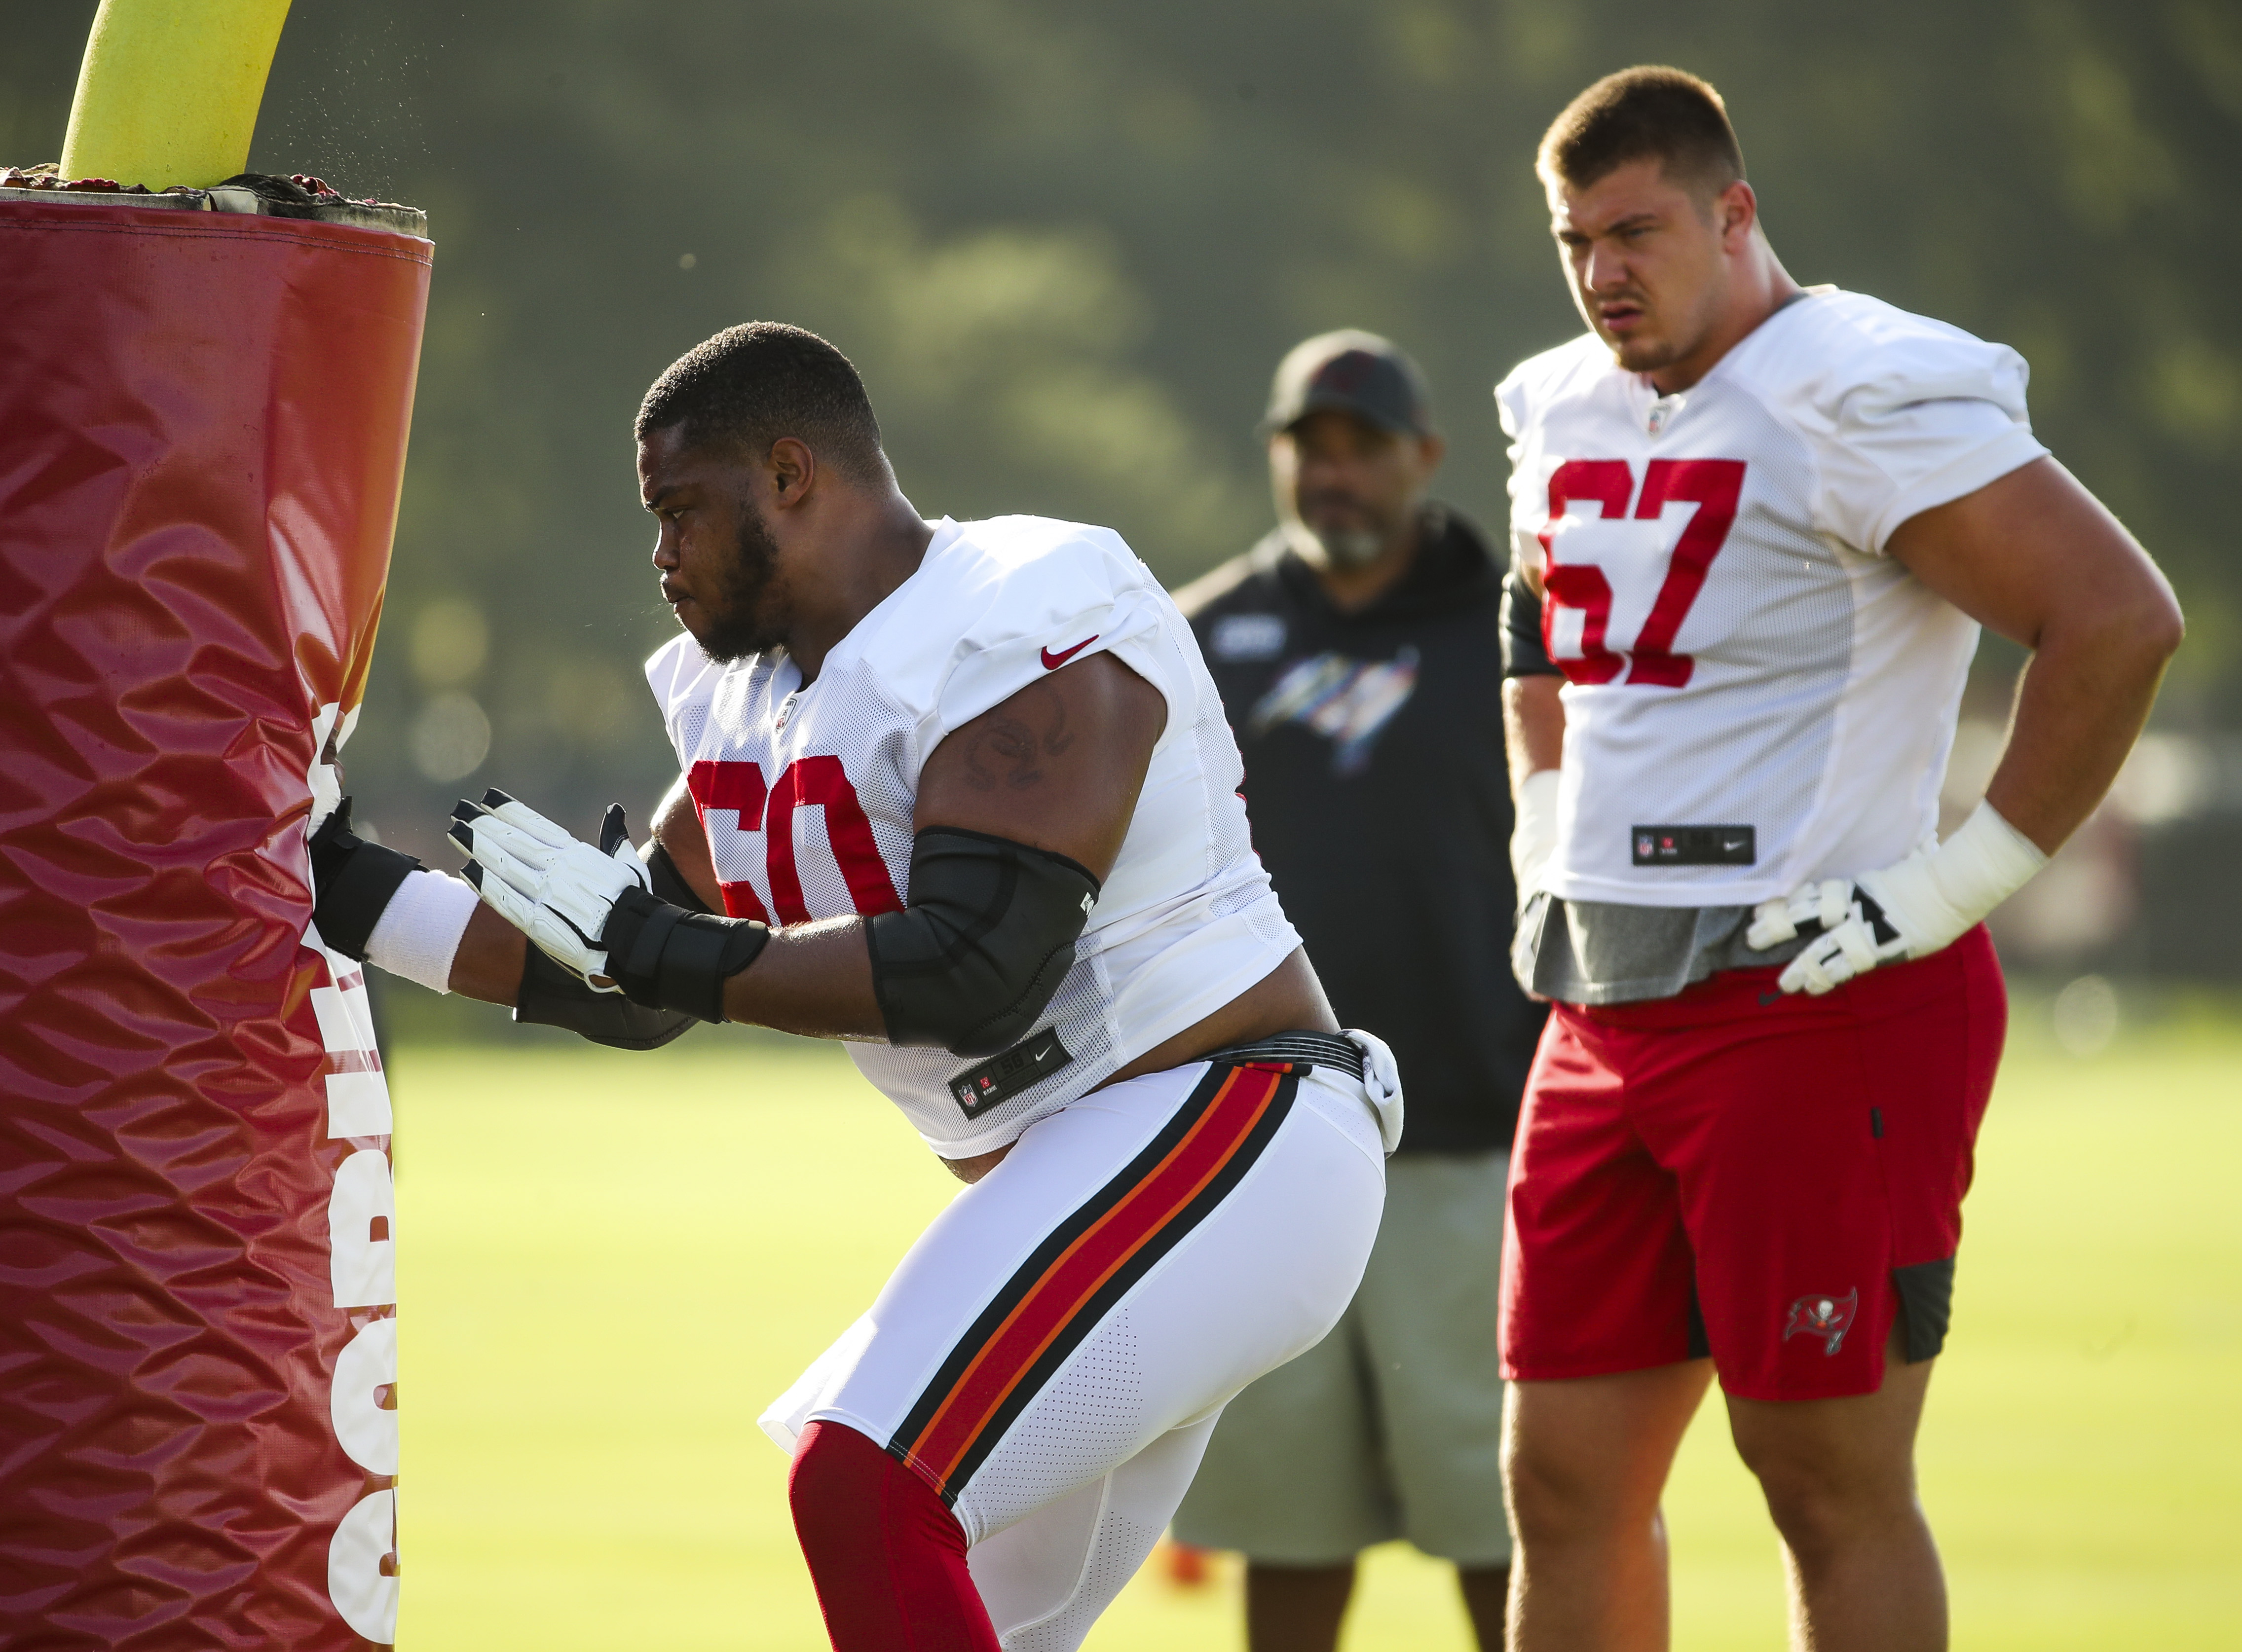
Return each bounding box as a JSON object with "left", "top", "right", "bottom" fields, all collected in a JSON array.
[
  {"left": 1511, "top": 768, "right": 1561, "bottom": 899},
  {"left": 1865, "top": 799, "right": 2048, "bottom": 955},
  {"left": 1753, "top": 801, "right": 2047, "bottom": 995},
  {"left": 364, "top": 870, "right": 480, "bottom": 995}
]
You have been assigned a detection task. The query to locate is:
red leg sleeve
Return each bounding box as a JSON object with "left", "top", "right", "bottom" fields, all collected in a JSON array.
[{"left": 788, "top": 1421, "right": 1002, "bottom": 1652}]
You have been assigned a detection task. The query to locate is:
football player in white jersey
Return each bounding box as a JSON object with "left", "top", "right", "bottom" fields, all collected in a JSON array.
[
  {"left": 306, "top": 323, "right": 1397, "bottom": 1651},
  {"left": 1492, "top": 69, "right": 2182, "bottom": 1652}
]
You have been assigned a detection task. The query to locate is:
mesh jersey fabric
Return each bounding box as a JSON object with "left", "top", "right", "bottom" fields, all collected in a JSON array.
[
  {"left": 1502, "top": 575, "right": 1815, "bottom": 1003},
  {"left": 1496, "top": 286, "right": 2048, "bottom": 911},
  {"left": 644, "top": 514, "right": 1300, "bottom": 1157}
]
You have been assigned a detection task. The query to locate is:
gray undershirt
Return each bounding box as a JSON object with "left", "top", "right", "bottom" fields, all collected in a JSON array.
[{"left": 1513, "top": 894, "right": 1815, "bottom": 1006}]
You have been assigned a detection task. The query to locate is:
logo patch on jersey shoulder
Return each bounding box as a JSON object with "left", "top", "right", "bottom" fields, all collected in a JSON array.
[
  {"left": 1782, "top": 1289, "right": 1859, "bottom": 1356},
  {"left": 1210, "top": 613, "right": 1286, "bottom": 662},
  {"left": 950, "top": 1028, "right": 1074, "bottom": 1119},
  {"left": 1631, "top": 824, "right": 1755, "bottom": 866},
  {"left": 1041, "top": 635, "right": 1099, "bottom": 670}
]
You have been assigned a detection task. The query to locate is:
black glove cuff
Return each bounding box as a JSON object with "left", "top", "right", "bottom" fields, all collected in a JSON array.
[
  {"left": 599, "top": 885, "right": 770, "bottom": 1022},
  {"left": 309, "top": 797, "right": 424, "bottom": 961}
]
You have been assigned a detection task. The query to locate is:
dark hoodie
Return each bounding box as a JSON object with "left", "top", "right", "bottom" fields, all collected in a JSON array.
[{"left": 1175, "top": 504, "right": 1547, "bottom": 1153}]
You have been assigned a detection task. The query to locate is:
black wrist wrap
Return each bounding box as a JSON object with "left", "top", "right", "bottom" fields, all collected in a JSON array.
[
  {"left": 598, "top": 884, "right": 770, "bottom": 1023},
  {"left": 309, "top": 797, "right": 424, "bottom": 961},
  {"left": 866, "top": 827, "right": 1100, "bottom": 1058}
]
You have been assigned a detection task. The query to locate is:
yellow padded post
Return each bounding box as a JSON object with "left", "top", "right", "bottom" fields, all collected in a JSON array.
[{"left": 60, "top": 0, "right": 295, "bottom": 189}]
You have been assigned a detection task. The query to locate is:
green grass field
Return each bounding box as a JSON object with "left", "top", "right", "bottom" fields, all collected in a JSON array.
[{"left": 389, "top": 1004, "right": 2242, "bottom": 1650}]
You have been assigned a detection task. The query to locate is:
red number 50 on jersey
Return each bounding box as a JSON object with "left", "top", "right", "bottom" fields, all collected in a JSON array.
[
  {"left": 1537, "top": 458, "right": 1745, "bottom": 689},
  {"left": 687, "top": 756, "right": 905, "bottom": 924}
]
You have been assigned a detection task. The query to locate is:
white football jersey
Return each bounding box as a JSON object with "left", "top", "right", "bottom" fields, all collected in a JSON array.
[
  {"left": 1498, "top": 287, "right": 2048, "bottom": 906},
  {"left": 646, "top": 515, "right": 1301, "bottom": 1158}
]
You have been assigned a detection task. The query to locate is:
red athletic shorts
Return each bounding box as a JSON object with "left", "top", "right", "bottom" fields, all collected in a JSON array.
[{"left": 1499, "top": 926, "right": 2005, "bottom": 1401}]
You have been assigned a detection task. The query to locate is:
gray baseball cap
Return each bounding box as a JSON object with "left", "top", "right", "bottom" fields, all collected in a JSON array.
[{"left": 1262, "top": 329, "right": 1435, "bottom": 438}]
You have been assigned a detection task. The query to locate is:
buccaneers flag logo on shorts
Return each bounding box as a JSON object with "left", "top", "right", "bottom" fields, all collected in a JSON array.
[{"left": 1782, "top": 1289, "right": 1859, "bottom": 1356}]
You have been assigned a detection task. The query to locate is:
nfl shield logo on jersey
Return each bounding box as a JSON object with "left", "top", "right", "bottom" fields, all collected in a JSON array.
[{"left": 1782, "top": 1289, "right": 1859, "bottom": 1356}]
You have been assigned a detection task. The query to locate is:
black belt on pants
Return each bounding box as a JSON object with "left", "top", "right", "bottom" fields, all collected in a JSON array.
[{"left": 1200, "top": 1029, "right": 1364, "bottom": 1083}]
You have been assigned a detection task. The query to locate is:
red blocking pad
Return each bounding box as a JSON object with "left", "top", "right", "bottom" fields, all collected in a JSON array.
[{"left": 0, "top": 199, "right": 429, "bottom": 1649}]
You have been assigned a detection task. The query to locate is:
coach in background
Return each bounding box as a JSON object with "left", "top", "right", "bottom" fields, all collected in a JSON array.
[{"left": 1169, "top": 332, "right": 1545, "bottom": 1652}]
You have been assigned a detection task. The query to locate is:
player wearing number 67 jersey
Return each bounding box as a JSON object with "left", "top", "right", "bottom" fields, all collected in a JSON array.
[
  {"left": 307, "top": 321, "right": 1394, "bottom": 1652},
  {"left": 1491, "top": 70, "right": 2182, "bottom": 1652}
]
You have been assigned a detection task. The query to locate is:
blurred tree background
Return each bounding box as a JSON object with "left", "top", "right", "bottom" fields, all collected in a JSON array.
[{"left": 6, "top": 0, "right": 2239, "bottom": 982}]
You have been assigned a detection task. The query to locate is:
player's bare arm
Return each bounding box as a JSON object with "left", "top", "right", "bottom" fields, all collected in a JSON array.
[
  {"left": 445, "top": 902, "right": 528, "bottom": 1000},
  {"left": 1503, "top": 675, "right": 1565, "bottom": 795},
  {"left": 647, "top": 771, "right": 722, "bottom": 907},
  {"left": 922, "top": 660, "right": 1163, "bottom": 868},
  {"left": 922, "top": 665, "right": 1339, "bottom": 1078},
  {"left": 1885, "top": 457, "right": 2182, "bottom": 855},
  {"left": 1747, "top": 459, "right": 2184, "bottom": 996}
]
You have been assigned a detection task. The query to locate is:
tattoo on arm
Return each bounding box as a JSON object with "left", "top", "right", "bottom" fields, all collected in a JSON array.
[
  {"left": 962, "top": 682, "right": 1074, "bottom": 792},
  {"left": 1040, "top": 686, "right": 1073, "bottom": 756}
]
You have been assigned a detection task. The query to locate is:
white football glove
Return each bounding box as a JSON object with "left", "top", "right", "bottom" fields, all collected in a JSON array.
[
  {"left": 1747, "top": 801, "right": 2047, "bottom": 996},
  {"left": 448, "top": 789, "right": 651, "bottom": 989}
]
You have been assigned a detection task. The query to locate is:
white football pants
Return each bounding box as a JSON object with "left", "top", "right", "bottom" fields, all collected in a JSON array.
[{"left": 762, "top": 1053, "right": 1386, "bottom": 1649}]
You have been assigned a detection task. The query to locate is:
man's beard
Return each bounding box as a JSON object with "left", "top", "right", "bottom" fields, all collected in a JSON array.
[
  {"left": 1595, "top": 289, "right": 1715, "bottom": 376},
  {"left": 1303, "top": 523, "right": 1386, "bottom": 568},
  {"left": 1608, "top": 333, "right": 1683, "bottom": 373},
  {"left": 695, "top": 500, "right": 788, "bottom": 665},
  {"left": 1288, "top": 496, "right": 1399, "bottom": 570}
]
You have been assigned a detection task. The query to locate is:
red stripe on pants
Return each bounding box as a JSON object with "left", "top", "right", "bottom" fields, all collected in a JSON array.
[{"left": 901, "top": 1065, "right": 1283, "bottom": 1488}]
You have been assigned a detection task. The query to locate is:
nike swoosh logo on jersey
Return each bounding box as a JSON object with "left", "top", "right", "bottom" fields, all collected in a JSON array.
[{"left": 1041, "top": 634, "right": 1098, "bottom": 670}]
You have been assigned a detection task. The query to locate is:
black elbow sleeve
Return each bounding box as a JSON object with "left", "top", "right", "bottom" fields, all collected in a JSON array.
[
  {"left": 1501, "top": 569, "right": 1561, "bottom": 680},
  {"left": 866, "top": 828, "right": 1100, "bottom": 1057}
]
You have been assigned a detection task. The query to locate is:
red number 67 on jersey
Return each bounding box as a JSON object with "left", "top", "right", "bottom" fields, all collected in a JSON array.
[{"left": 1537, "top": 457, "right": 1746, "bottom": 689}]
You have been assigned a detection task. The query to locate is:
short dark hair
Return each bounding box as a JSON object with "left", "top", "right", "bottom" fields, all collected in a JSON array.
[
  {"left": 1537, "top": 67, "right": 1745, "bottom": 198},
  {"left": 635, "top": 322, "right": 885, "bottom": 482}
]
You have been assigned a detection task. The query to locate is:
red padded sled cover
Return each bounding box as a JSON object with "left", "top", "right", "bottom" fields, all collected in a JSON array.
[{"left": 0, "top": 200, "right": 430, "bottom": 1649}]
